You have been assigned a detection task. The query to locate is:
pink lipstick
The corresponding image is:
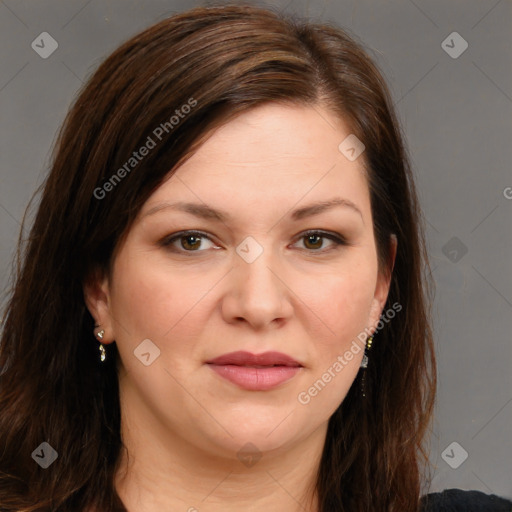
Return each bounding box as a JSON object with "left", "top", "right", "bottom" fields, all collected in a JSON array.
[{"left": 205, "top": 351, "right": 302, "bottom": 391}]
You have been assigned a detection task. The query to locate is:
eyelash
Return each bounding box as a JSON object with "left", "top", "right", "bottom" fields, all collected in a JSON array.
[{"left": 160, "top": 229, "right": 348, "bottom": 256}]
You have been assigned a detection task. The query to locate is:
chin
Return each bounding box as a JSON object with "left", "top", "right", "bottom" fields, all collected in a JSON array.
[{"left": 197, "top": 422, "right": 302, "bottom": 461}]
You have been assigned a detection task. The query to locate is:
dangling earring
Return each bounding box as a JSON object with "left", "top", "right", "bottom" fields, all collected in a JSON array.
[
  {"left": 95, "top": 328, "right": 106, "bottom": 362},
  {"left": 360, "top": 334, "right": 374, "bottom": 397}
]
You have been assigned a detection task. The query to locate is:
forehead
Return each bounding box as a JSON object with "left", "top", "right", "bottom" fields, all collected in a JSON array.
[
  {"left": 142, "top": 103, "right": 370, "bottom": 221},
  {"left": 181, "top": 102, "right": 358, "bottom": 166}
]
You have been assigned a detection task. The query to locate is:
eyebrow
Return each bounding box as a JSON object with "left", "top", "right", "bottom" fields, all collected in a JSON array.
[{"left": 142, "top": 197, "right": 363, "bottom": 223}]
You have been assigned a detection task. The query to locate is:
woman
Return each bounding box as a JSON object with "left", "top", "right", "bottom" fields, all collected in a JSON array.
[{"left": 0, "top": 3, "right": 510, "bottom": 511}]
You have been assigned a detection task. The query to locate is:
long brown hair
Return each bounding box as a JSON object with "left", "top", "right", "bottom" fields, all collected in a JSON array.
[{"left": 0, "top": 2, "right": 436, "bottom": 511}]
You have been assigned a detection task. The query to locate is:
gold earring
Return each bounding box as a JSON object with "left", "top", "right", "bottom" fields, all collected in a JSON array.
[
  {"left": 360, "top": 335, "right": 374, "bottom": 397},
  {"left": 360, "top": 335, "right": 373, "bottom": 369}
]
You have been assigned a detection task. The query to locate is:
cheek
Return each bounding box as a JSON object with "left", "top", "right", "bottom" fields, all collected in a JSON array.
[
  {"left": 108, "top": 248, "right": 189, "bottom": 344},
  {"left": 296, "top": 270, "right": 375, "bottom": 412},
  {"left": 337, "top": 278, "right": 374, "bottom": 332},
  {"left": 307, "top": 263, "right": 376, "bottom": 345},
  {"left": 108, "top": 246, "right": 219, "bottom": 372},
  {"left": 110, "top": 261, "right": 162, "bottom": 336}
]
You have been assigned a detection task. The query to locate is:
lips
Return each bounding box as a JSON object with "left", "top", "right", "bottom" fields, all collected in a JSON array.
[
  {"left": 205, "top": 350, "right": 302, "bottom": 367},
  {"left": 205, "top": 351, "right": 303, "bottom": 391}
]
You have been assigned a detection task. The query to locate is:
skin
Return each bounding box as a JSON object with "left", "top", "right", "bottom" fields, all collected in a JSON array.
[{"left": 84, "top": 102, "right": 397, "bottom": 512}]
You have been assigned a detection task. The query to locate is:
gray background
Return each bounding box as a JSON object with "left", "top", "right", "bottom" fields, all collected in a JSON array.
[{"left": 1, "top": 0, "right": 511, "bottom": 499}]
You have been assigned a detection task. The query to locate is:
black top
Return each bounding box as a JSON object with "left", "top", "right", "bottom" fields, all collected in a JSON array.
[{"left": 420, "top": 489, "right": 512, "bottom": 511}]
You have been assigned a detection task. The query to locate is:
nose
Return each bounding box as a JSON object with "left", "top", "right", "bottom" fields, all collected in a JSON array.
[{"left": 221, "top": 243, "right": 293, "bottom": 330}]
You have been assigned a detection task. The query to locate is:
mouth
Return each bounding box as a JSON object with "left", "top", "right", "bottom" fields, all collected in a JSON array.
[
  {"left": 205, "top": 350, "right": 302, "bottom": 367},
  {"left": 205, "top": 351, "right": 303, "bottom": 391},
  {"left": 228, "top": 364, "right": 290, "bottom": 368}
]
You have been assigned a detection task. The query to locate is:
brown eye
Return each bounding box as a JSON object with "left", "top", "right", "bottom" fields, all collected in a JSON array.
[
  {"left": 303, "top": 233, "right": 323, "bottom": 250},
  {"left": 180, "top": 234, "right": 203, "bottom": 251},
  {"left": 294, "top": 230, "right": 347, "bottom": 253},
  {"left": 161, "top": 231, "right": 216, "bottom": 253}
]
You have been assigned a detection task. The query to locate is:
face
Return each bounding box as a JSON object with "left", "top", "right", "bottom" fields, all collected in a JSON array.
[{"left": 85, "top": 102, "right": 395, "bottom": 461}]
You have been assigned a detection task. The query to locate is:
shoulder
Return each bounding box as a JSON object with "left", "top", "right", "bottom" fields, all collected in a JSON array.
[{"left": 420, "top": 488, "right": 512, "bottom": 511}]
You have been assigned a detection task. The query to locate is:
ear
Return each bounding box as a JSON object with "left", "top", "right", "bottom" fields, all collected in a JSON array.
[
  {"left": 83, "top": 267, "right": 115, "bottom": 344},
  {"left": 367, "top": 234, "right": 397, "bottom": 333}
]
